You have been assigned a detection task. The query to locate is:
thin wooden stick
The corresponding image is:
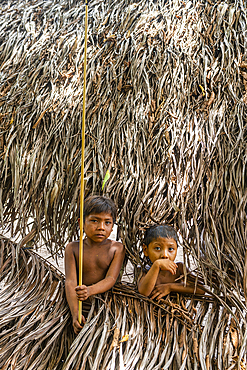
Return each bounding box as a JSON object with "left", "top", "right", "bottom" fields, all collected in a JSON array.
[{"left": 79, "top": 0, "right": 88, "bottom": 324}]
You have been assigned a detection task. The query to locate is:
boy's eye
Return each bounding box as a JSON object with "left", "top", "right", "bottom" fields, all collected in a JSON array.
[
  {"left": 169, "top": 248, "right": 174, "bottom": 252},
  {"left": 105, "top": 221, "right": 111, "bottom": 225},
  {"left": 155, "top": 247, "right": 161, "bottom": 251}
]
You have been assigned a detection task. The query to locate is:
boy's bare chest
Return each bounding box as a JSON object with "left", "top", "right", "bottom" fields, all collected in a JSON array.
[
  {"left": 74, "top": 241, "right": 115, "bottom": 272},
  {"left": 83, "top": 246, "right": 114, "bottom": 269}
]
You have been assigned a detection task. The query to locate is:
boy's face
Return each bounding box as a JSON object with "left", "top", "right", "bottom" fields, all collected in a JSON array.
[
  {"left": 143, "top": 237, "right": 177, "bottom": 264},
  {"left": 83, "top": 212, "right": 113, "bottom": 243}
]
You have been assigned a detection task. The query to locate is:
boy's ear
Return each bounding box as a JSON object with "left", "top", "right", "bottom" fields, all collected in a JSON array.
[{"left": 142, "top": 244, "right": 149, "bottom": 257}]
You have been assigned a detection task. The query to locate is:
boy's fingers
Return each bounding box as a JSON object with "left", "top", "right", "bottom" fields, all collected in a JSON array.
[
  {"left": 157, "top": 294, "right": 165, "bottom": 300},
  {"left": 168, "top": 266, "right": 176, "bottom": 274},
  {"left": 73, "top": 320, "right": 83, "bottom": 335},
  {"left": 150, "top": 290, "right": 160, "bottom": 299},
  {"left": 169, "top": 261, "right": 177, "bottom": 266},
  {"left": 75, "top": 285, "right": 87, "bottom": 291},
  {"left": 160, "top": 260, "right": 177, "bottom": 273},
  {"left": 77, "top": 292, "right": 89, "bottom": 301},
  {"left": 76, "top": 291, "right": 88, "bottom": 298},
  {"left": 151, "top": 292, "right": 162, "bottom": 300},
  {"left": 76, "top": 291, "right": 88, "bottom": 296}
]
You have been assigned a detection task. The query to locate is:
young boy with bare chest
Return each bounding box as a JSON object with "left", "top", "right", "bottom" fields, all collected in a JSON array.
[
  {"left": 138, "top": 224, "right": 204, "bottom": 299},
  {"left": 65, "top": 196, "right": 125, "bottom": 334}
]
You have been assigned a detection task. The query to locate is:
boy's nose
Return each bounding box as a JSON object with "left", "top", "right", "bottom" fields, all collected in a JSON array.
[
  {"left": 97, "top": 222, "right": 105, "bottom": 230},
  {"left": 161, "top": 250, "right": 169, "bottom": 259}
]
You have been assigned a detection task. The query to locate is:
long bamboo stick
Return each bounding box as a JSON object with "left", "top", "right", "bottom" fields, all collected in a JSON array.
[{"left": 78, "top": 0, "right": 88, "bottom": 324}]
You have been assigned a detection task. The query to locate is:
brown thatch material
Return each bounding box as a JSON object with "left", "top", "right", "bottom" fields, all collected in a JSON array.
[
  {"left": 0, "top": 235, "right": 246, "bottom": 369},
  {"left": 0, "top": 235, "right": 74, "bottom": 369},
  {"left": 0, "top": 0, "right": 247, "bottom": 367},
  {"left": 0, "top": 0, "right": 246, "bottom": 292}
]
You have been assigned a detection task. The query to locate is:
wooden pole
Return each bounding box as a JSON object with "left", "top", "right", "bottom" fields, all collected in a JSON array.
[{"left": 78, "top": 0, "right": 88, "bottom": 324}]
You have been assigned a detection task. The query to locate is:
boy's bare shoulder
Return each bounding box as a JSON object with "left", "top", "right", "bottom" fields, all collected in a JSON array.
[
  {"left": 65, "top": 241, "right": 79, "bottom": 253},
  {"left": 109, "top": 240, "right": 125, "bottom": 252}
]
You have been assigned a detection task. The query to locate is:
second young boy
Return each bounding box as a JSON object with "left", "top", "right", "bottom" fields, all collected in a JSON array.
[{"left": 138, "top": 224, "right": 204, "bottom": 299}]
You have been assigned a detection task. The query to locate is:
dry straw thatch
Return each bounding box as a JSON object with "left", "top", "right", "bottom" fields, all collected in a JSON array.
[
  {"left": 0, "top": 235, "right": 246, "bottom": 369},
  {"left": 0, "top": 0, "right": 247, "bottom": 368}
]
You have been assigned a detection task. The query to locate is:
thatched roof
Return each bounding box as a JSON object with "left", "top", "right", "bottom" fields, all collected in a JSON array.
[{"left": 0, "top": 0, "right": 247, "bottom": 367}]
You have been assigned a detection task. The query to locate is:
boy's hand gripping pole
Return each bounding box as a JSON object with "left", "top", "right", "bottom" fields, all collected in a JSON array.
[{"left": 79, "top": 0, "right": 88, "bottom": 325}]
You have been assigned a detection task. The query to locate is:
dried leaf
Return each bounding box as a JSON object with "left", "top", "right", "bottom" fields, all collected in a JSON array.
[{"left": 119, "top": 334, "right": 129, "bottom": 343}]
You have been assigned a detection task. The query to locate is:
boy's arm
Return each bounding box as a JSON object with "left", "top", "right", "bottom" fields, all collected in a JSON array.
[
  {"left": 138, "top": 259, "right": 178, "bottom": 297},
  {"left": 65, "top": 242, "right": 85, "bottom": 334},
  {"left": 76, "top": 242, "right": 125, "bottom": 300},
  {"left": 150, "top": 282, "right": 205, "bottom": 300},
  {"left": 150, "top": 264, "right": 205, "bottom": 299}
]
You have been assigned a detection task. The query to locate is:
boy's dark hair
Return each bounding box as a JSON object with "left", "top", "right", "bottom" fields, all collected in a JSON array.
[
  {"left": 83, "top": 195, "right": 117, "bottom": 223},
  {"left": 143, "top": 224, "right": 178, "bottom": 247}
]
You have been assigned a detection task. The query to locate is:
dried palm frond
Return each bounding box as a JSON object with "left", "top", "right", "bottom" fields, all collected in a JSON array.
[
  {"left": 0, "top": 235, "right": 247, "bottom": 369},
  {"left": 0, "top": 235, "right": 74, "bottom": 370},
  {"left": 63, "top": 286, "right": 247, "bottom": 370}
]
